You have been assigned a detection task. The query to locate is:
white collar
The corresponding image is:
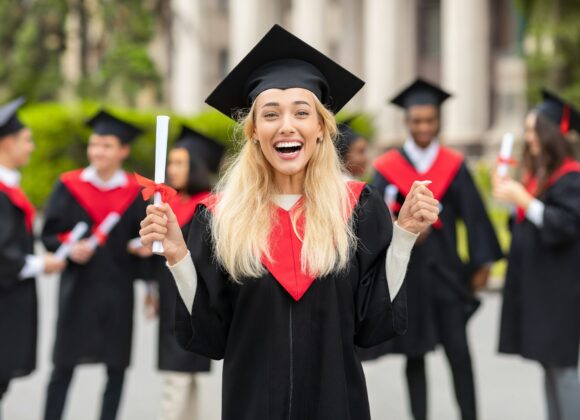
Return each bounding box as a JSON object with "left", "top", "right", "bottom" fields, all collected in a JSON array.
[
  {"left": 0, "top": 164, "right": 21, "bottom": 187},
  {"left": 403, "top": 138, "right": 440, "bottom": 174},
  {"left": 273, "top": 194, "right": 302, "bottom": 211},
  {"left": 80, "top": 166, "right": 128, "bottom": 191}
]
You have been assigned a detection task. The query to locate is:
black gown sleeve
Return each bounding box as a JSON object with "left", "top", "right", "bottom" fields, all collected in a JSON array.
[
  {"left": 454, "top": 163, "right": 503, "bottom": 268},
  {"left": 41, "top": 181, "right": 75, "bottom": 252},
  {"left": 539, "top": 173, "right": 580, "bottom": 247},
  {"left": 353, "top": 185, "right": 407, "bottom": 348},
  {"left": 0, "top": 193, "right": 26, "bottom": 284},
  {"left": 174, "top": 206, "right": 233, "bottom": 360},
  {"left": 370, "top": 170, "right": 389, "bottom": 198}
]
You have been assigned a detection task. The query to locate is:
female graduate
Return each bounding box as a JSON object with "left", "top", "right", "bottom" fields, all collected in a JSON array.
[
  {"left": 495, "top": 90, "right": 580, "bottom": 420},
  {"left": 148, "top": 126, "right": 224, "bottom": 420},
  {"left": 140, "top": 25, "right": 439, "bottom": 420},
  {"left": 336, "top": 116, "right": 369, "bottom": 178}
]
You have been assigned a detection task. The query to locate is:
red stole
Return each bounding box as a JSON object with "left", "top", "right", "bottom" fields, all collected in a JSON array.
[
  {"left": 373, "top": 147, "right": 464, "bottom": 229},
  {"left": 200, "top": 181, "right": 366, "bottom": 301},
  {"left": 516, "top": 159, "right": 580, "bottom": 223},
  {"left": 59, "top": 169, "right": 141, "bottom": 242},
  {"left": 0, "top": 182, "right": 35, "bottom": 232},
  {"left": 169, "top": 191, "right": 211, "bottom": 228}
]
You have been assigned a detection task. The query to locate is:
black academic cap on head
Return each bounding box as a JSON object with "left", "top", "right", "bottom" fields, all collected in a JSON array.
[
  {"left": 536, "top": 89, "right": 580, "bottom": 135},
  {"left": 174, "top": 126, "right": 226, "bottom": 174},
  {"left": 336, "top": 115, "right": 364, "bottom": 160},
  {"left": 390, "top": 78, "right": 452, "bottom": 109},
  {"left": 205, "top": 24, "right": 365, "bottom": 119},
  {"left": 86, "top": 109, "right": 143, "bottom": 144},
  {"left": 0, "top": 97, "right": 26, "bottom": 138}
]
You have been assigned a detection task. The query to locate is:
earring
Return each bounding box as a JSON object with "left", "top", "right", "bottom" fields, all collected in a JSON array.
[
  {"left": 317, "top": 137, "right": 322, "bottom": 143},
  {"left": 253, "top": 139, "right": 259, "bottom": 145}
]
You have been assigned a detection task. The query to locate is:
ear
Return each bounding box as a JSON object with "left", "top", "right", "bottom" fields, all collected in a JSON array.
[{"left": 120, "top": 144, "right": 131, "bottom": 160}]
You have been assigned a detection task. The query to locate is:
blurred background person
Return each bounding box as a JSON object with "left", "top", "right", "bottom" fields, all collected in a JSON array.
[{"left": 336, "top": 116, "right": 369, "bottom": 179}]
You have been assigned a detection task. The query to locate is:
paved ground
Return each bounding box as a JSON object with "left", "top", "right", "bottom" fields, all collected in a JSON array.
[{"left": 4, "top": 275, "right": 547, "bottom": 420}]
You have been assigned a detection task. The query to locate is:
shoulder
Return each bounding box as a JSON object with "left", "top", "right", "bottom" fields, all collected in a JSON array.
[
  {"left": 373, "top": 149, "right": 402, "bottom": 169},
  {"left": 60, "top": 168, "right": 84, "bottom": 184}
]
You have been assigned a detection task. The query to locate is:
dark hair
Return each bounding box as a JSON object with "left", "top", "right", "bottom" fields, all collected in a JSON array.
[
  {"left": 534, "top": 112, "right": 575, "bottom": 192},
  {"left": 173, "top": 146, "right": 212, "bottom": 195}
]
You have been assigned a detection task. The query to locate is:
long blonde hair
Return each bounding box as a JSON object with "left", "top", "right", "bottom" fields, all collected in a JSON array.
[{"left": 210, "top": 95, "right": 357, "bottom": 282}]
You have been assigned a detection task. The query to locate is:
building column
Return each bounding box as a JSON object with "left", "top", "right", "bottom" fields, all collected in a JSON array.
[
  {"left": 441, "top": 0, "right": 490, "bottom": 147},
  {"left": 363, "top": 0, "right": 417, "bottom": 147},
  {"left": 170, "top": 0, "right": 204, "bottom": 114},
  {"left": 229, "top": 0, "right": 281, "bottom": 66},
  {"left": 291, "top": 0, "right": 328, "bottom": 53},
  {"left": 337, "top": 0, "right": 363, "bottom": 108}
]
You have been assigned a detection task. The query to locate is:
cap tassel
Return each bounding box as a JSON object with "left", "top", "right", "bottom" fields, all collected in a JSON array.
[{"left": 560, "top": 105, "right": 570, "bottom": 135}]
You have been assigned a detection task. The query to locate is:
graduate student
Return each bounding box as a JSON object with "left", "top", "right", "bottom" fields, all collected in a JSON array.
[
  {"left": 146, "top": 126, "right": 225, "bottom": 420},
  {"left": 41, "top": 110, "right": 151, "bottom": 420},
  {"left": 336, "top": 116, "right": 369, "bottom": 178},
  {"left": 0, "top": 98, "right": 65, "bottom": 418},
  {"left": 496, "top": 90, "right": 580, "bottom": 420},
  {"left": 139, "top": 25, "right": 440, "bottom": 420},
  {"left": 366, "top": 79, "right": 503, "bottom": 420}
]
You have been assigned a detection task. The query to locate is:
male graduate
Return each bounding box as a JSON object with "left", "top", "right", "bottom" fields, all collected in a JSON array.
[
  {"left": 367, "top": 79, "right": 503, "bottom": 420},
  {"left": 41, "top": 110, "right": 152, "bottom": 420},
  {"left": 0, "top": 98, "right": 65, "bottom": 417}
]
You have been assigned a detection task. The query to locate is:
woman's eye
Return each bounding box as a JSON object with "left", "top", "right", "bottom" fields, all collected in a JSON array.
[
  {"left": 296, "top": 111, "right": 310, "bottom": 117},
  {"left": 264, "top": 112, "right": 277, "bottom": 119}
]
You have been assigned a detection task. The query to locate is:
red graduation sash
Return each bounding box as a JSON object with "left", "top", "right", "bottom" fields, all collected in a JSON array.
[
  {"left": 516, "top": 159, "right": 580, "bottom": 223},
  {"left": 0, "top": 182, "right": 36, "bottom": 232},
  {"left": 373, "top": 147, "right": 464, "bottom": 229},
  {"left": 59, "top": 169, "right": 141, "bottom": 243},
  {"left": 200, "top": 181, "right": 366, "bottom": 301},
  {"left": 169, "top": 191, "right": 211, "bottom": 228}
]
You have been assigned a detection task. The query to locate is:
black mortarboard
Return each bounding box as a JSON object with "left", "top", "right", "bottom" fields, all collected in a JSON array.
[
  {"left": 86, "top": 109, "right": 143, "bottom": 144},
  {"left": 536, "top": 89, "right": 580, "bottom": 135},
  {"left": 336, "top": 115, "right": 364, "bottom": 160},
  {"left": 0, "top": 97, "right": 26, "bottom": 138},
  {"left": 205, "top": 24, "right": 364, "bottom": 119},
  {"left": 174, "top": 126, "right": 225, "bottom": 173},
  {"left": 390, "top": 78, "right": 452, "bottom": 109}
]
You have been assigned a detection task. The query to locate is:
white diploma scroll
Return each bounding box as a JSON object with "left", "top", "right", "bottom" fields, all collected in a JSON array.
[
  {"left": 153, "top": 115, "right": 170, "bottom": 254},
  {"left": 55, "top": 221, "right": 89, "bottom": 261},
  {"left": 497, "top": 132, "right": 514, "bottom": 177},
  {"left": 87, "top": 212, "right": 121, "bottom": 250}
]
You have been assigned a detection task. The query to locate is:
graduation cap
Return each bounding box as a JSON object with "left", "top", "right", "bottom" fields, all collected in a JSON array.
[
  {"left": 205, "top": 24, "right": 365, "bottom": 119},
  {"left": 336, "top": 115, "right": 364, "bottom": 160},
  {"left": 86, "top": 109, "right": 143, "bottom": 144},
  {"left": 390, "top": 78, "right": 452, "bottom": 109},
  {"left": 0, "top": 97, "right": 26, "bottom": 138},
  {"left": 536, "top": 89, "right": 580, "bottom": 135},
  {"left": 174, "top": 126, "right": 226, "bottom": 173}
]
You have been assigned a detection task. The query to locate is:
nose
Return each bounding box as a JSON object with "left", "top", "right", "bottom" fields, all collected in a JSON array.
[{"left": 278, "top": 113, "right": 296, "bottom": 136}]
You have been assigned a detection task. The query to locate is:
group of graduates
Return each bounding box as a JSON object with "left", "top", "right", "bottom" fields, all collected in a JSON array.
[{"left": 1, "top": 23, "right": 580, "bottom": 420}]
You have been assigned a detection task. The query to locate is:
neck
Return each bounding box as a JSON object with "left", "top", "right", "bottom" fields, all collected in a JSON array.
[
  {"left": 274, "top": 171, "right": 305, "bottom": 194},
  {"left": 0, "top": 155, "right": 17, "bottom": 170},
  {"left": 95, "top": 166, "right": 120, "bottom": 181},
  {"left": 411, "top": 138, "right": 435, "bottom": 150}
]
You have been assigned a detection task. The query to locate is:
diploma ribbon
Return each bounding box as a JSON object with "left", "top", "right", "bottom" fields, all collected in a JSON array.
[{"left": 134, "top": 173, "right": 177, "bottom": 202}]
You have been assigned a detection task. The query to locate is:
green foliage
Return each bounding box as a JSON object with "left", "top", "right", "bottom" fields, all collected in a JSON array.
[{"left": 18, "top": 102, "right": 236, "bottom": 207}]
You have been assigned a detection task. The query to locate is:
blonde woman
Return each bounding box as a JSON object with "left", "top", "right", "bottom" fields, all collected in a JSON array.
[{"left": 140, "top": 25, "right": 439, "bottom": 420}]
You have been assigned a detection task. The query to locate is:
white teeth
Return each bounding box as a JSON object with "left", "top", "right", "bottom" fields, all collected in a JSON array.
[{"left": 275, "top": 141, "right": 302, "bottom": 148}]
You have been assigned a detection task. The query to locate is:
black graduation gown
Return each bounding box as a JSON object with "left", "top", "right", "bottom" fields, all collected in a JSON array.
[
  {"left": 0, "top": 189, "right": 37, "bottom": 381},
  {"left": 174, "top": 184, "right": 407, "bottom": 420},
  {"left": 361, "top": 148, "right": 502, "bottom": 358},
  {"left": 499, "top": 172, "right": 580, "bottom": 366},
  {"left": 41, "top": 171, "right": 148, "bottom": 369},
  {"left": 155, "top": 194, "right": 211, "bottom": 373}
]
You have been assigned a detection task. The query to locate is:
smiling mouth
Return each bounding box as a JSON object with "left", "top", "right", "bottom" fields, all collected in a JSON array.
[{"left": 274, "top": 141, "right": 303, "bottom": 154}]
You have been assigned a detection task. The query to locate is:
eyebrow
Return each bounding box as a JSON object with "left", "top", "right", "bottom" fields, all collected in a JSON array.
[{"left": 261, "top": 100, "right": 312, "bottom": 108}]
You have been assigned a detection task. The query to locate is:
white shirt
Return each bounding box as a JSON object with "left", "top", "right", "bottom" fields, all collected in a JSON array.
[
  {"left": 80, "top": 166, "right": 128, "bottom": 190},
  {"left": 403, "top": 138, "right": 440, "bottom": 174},
  {"left": 0, "top": 165, "right": 44, "bottom": 279},
  {"left": 168, "top": 194, "right": 418, "bottom": 315}
]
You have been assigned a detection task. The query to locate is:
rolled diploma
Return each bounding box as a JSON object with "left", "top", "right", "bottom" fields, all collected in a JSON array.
[
  {"left": 497, "top": 132, "right": 514, "bottom": 177},
  {"left": 153, "top": 115, "right": 170, "bottom": 254},
  {"left": 87, "top": 212, "right": 121, "bottom": 250},
  {"left": 55, "top": 221, "right": 89, "bottom": 260}
]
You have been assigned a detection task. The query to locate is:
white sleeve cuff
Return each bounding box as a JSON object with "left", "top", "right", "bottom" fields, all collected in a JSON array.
[
  {"left": 525, "top": 199, "right": 545, "bottom": 227},
  {"left": 167, "top": 251, "right": 197, "bottom": 315},
  {"left": 385, "top": 222, "right": 419, "bottom": 301},
  {"left": 19, "top": 255, "right": 45, "bottom": 280}
]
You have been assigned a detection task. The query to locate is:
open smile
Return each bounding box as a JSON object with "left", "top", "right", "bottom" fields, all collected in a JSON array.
[{"left": 273, "top": 140, "right": 303, "bottom": 160}]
